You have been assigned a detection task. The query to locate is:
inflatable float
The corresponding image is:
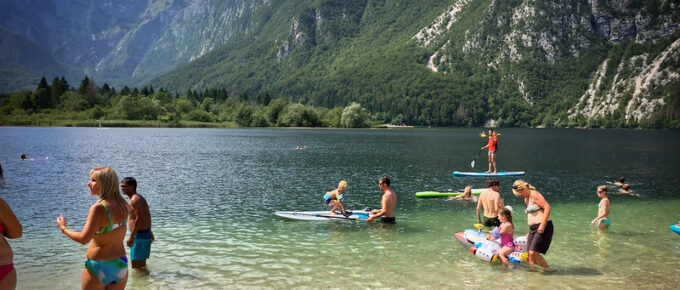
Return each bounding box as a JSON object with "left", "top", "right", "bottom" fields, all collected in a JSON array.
[
  {"left": 671, "top": 221, "right": 680, "bottom": 235},
  {"left": 454, "top": 225, "right": 528, "bottom": 263}
]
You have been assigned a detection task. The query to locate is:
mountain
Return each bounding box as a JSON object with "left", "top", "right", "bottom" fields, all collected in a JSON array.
[
  {"left": 2, "top": 0, "right": 679, "bottom": 127},
  {"left": 0, "top": 0, "right": 268, "bottom": 92}
]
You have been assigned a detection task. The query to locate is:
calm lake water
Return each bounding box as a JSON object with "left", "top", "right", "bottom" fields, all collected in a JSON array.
[{"left": 0, "top": 127, "right": 679, "bottom": 289}]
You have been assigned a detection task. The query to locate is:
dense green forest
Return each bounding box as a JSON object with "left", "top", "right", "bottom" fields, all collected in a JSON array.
[{"left": 0, "top": 76, "right": 374, "bottom": 128}]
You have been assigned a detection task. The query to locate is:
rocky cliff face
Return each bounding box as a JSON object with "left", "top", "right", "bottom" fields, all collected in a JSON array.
[
  {"left": 413, "top": 0, "right": 679, "bottom": 125},
  {"left": 0, "top": 0, "right": 269, "bottom": 90}
]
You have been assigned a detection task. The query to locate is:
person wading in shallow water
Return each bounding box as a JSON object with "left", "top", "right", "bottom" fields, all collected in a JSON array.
[
  {"left": 367, "top": 176, "right": 397, "bottom": 224},
  {"left": 0, "top": 161, "right": 23, "bottom": 290},
  {"left": 512, "top": 180, "right": 555, "bottom": 272},
  {"left": 121, "top": 177, "right": 154, "bottom": 271}
]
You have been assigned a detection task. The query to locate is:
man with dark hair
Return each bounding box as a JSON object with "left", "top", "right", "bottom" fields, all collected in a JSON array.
[
  {"left": 121, "top": 177, "right": 154, "bottom": 270},
  {"left": 476, "top": 178, "right": 501, "bottom": 228},
  {"left": 480, "top": 128, "right": 498, "bottom": 174},
  {"left": 367, "top": 176, "right": 397, "bottom": 224}
]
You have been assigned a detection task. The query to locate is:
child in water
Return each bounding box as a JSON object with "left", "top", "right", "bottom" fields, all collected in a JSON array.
[
  {"left": 486, "top": 208, "right": 515, "bottom": 265},
  {"left": 324, "top": 180, "right": 347, "bottom": 215},
  {"left": 591, "top": 185, "right": 611, "bottom": 230}
]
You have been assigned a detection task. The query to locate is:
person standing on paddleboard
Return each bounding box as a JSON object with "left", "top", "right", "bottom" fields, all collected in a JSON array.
[
  {"left": 367, "top": 176, "right": 397, "bottom": 224},
  {"left": 480, "top": 128, "right": 498, "bottom": 174}
]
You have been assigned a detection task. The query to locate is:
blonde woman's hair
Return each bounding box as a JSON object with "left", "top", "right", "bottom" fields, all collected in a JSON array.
[
  {"left": 338, "top": 180, "right": 348, "bottom": 190},
  {"left": 463, "top": 186, "right": 472, "bottom": 196},
  {"left": 512, "top": 179, "right": 535, "bottom": 196},
  {"left": 91, "top": 166, "right": 131, "bottom": 215}
]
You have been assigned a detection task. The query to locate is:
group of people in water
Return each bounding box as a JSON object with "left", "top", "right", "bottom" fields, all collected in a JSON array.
[
  {"left": 324, "top": 176, "right": 397, "bottom": 224},
  {"left": 0, "top": 163, "right": 153, "bottom": 289}
]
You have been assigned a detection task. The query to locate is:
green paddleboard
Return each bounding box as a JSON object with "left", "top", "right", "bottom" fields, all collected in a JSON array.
[{"left": 415, "top": 188, "right": 485, "bottom": 198}]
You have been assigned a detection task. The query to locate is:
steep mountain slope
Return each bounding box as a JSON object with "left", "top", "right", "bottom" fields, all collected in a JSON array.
[
  {"left": 151, "top": 0, "right": 679, "bottom": 127},
  {"left": 2, "top": 0, "right": 679, "bottom": 127},
  {"left": 0, "top": 0, "right": 271, "bottom": 92}
]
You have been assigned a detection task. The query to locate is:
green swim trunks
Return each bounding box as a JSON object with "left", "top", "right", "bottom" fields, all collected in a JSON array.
[{"left": 483, "top": 216, "right": 501, "bottom": 228}]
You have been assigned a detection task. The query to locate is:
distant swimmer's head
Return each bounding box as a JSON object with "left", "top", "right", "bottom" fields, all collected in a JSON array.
[
  {"left": 90, "top": 166, "right": 121, "bottom": 199},
  {"left": 619, "top": 177, "right": 626, "bottom": 183},
  {"left": 622, "top": 184, "right": 631, "bottom": 191},
  {"left": 512, "top": 180, "right": 535, "bottom": 196},
  {"left": 0, "top": 161, "right": 4, "bottom": 187},
  {"left": 463, "top": 186, "right": 472, "bottom": 196},
  {"left": 21, "top": 154, "right": 26, "bottom": 160},
  {"left": 338, "top": 180, "right": 347, "bottom": 192}
]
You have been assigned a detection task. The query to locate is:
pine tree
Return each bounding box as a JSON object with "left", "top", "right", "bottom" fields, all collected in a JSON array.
[{"left": 37, "top": 76, "right": 49, "bottom": 91}]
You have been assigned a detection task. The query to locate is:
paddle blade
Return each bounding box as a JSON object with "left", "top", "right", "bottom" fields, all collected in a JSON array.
[{"left": 471, "top": 160, "right": 475, "bottom": 168}]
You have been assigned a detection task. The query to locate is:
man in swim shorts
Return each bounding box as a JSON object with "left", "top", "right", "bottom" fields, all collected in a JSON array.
[
  {"left": 480, "top": 128, "right": 498, "bottom": 174},
  {"left": 477, "top": 179, "right": 501, "bottom": 228},
  {"left": 121, "top": 177, "right": 154, "bottom": 270},
  {"left": 367, "top": 176, "right": 397, "bottom": 224}
]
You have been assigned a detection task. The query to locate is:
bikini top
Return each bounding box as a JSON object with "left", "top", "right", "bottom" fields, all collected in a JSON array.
[
  {"left": 96, "top": 203, "right": 127, "bottom": 235},
  {"left": 525, "top": 199, "right": 543, "bottom": 214}
]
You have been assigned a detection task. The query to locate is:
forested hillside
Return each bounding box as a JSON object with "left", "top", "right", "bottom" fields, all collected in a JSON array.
[{"left": 1, "top": 0, "right": 679, "bottom": 128}]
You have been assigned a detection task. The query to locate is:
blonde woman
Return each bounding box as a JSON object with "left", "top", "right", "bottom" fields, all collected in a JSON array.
[
  {"left": 591, "top": 186, "right": 611, "bottom": 230},
  {"left": 324, "top": 180, "right": 348, "bottom": 215},
  {"left": 57, "top": 167, "right": 132, "bottom": 289},
  {"left": 0, "top": 161, "right": 23, "bottom": 290},
  {"left": 512, "top": 180, "right": 555, "bottom": 272}
]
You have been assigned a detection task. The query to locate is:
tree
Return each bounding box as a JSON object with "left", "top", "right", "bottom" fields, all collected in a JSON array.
[
  {"left": 32, "top": 88, "right": 51, "bottom": 109},
  {"left": 116, "top": 95, "right": 166, "bottom": 120},
  {"left": 36, "top": 76, "right": 49, "bottom": 91},
  {"left": 235, "top": 105, "right": 253, "bottom": 127},
  {"left": 278, "top": 103, "right": 320, "bottom": 127},
  {"left": 50, "top": 77, "right": 69, "bottom": 100},
  {"left": 265, "top": 98, "right": 289, "bottom": 124},
  {"left": 340, "top": 102, "right": 371, "bottom": 128}
]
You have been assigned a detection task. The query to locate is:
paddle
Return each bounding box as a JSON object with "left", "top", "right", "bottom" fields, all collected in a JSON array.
[{"left": 470, "top": 148, "right": 483, "bottom": 168}]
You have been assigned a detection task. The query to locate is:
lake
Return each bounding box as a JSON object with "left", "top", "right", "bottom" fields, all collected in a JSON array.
[{"left": 0, "top": 127, "right": 679, "bottom": 289}]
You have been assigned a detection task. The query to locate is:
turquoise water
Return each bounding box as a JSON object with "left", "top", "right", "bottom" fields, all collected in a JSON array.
[{"left": 0, "top": 127, "right": 679, "bottom": 289}]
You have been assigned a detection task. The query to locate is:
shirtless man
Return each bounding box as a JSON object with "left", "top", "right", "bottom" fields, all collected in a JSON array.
[
  {"left": 367, "top": 176, "right": 397, "bottom": 224},
  {"left": 121, "top": 177, "right": 154, "bottom": 270},
  {"left": 476, "top": 178, "right": 501, "bottom": 228}
]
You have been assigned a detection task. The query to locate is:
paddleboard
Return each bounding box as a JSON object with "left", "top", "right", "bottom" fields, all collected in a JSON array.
[
  {"left": 453, "top": 171, "right": 525, "bottom": 177},
  {"left": 415, "top": 188, "right": 485, "bottom": 198},
  {"left": 275, "top": 209, "right": 370, "bottom": 221}
]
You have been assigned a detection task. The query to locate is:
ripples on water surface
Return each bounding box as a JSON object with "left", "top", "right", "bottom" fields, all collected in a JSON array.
[{"left": 0, "top": 127, "right": 679, "bottom": 289}]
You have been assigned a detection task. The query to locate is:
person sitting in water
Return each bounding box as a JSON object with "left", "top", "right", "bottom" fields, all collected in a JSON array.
[
  {"left": 486, "top": 208, "right": 515, "bottom": 266},
  {"left": 448, "top": 186, "right": 477, "bottom": 201},
  {"left": 618, "top": 184, "right": 632, "bottom": 195},
  {"left": 606, "top": 177, "right": 625, "bottom": 187},
  {"left": 324, "top": 180, "right": 347, "bottom": 215},
  {"left": 591, "top": 185, "right": 612, "bottom": 231}
]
